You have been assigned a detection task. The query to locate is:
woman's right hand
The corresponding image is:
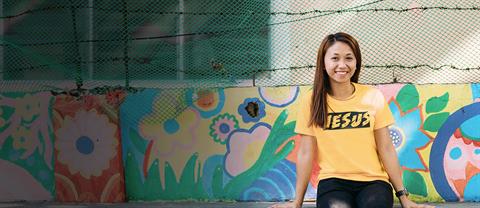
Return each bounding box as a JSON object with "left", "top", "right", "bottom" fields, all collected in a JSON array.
[{"left": 269, "top": 201, "right": 301, "bottom": 208}]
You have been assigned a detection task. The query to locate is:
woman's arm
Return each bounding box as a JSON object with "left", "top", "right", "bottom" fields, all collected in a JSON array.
[
  {"left": 271, "top": 134, "right": 316, "bottom": 208},
  {"left": 375, "top": 127, "right": 434, "bottom": 208},
  {"left": 374, "top": 127, "right": 404, "bottom": 193},
  {"left": 292, "top": 135, "right": 316, "bottom": 207}
]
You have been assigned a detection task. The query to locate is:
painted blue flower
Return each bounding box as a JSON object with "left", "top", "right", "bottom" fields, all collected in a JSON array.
[
  {"left": 238, "top": 98, "right": 266, "bottom": 123},
  {"left": 389, "top": 101, "right": 431, "bottom": 170}
]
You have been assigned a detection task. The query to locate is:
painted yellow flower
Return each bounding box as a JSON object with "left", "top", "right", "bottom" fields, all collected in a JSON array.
[
  {"left": 11, "top": 126, "right": 36, "bottom": 152},
  {"left": 15, "top": 94, "right": 41, "bottom": 124}
]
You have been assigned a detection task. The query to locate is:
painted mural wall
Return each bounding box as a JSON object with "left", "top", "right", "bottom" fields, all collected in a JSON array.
[
  {"left": 53, "top": 92, "right": 126, "bottom": 202},
  {"left": 0, "top": 92, "right": 55, "bottom": 201},
  {"left": 0, "top": 83, "right": 479, "bottom": 202}
]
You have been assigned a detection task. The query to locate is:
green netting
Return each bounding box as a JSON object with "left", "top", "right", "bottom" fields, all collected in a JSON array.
[
  {"left": 0, "top": 0, "right": 270, "bottom": 88},
  {"left": 1, "top": 0, "right": 480, "bottom": 120},
  {"left": 2, "top": 0, "right": 480, "bottom": 88}
]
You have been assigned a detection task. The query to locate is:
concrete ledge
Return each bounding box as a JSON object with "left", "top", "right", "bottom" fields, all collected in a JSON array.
[{"left": 1, "top": 202, "right": 479, "bottom": 208}]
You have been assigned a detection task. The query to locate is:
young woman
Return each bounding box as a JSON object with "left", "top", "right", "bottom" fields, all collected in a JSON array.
[{"left": 272, "top": 33, "right": 434, "bottom": 208}]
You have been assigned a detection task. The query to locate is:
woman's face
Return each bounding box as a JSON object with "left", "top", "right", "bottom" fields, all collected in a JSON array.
[{"left": 324, "top": 41, "right": 357, "bottom": 85}]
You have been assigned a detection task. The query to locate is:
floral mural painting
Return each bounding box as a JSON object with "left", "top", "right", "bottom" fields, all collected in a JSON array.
[
  {"left": 120, "top": 89, "right": 204, "bottom": 201},
  {"left": 238, "top": 98, "right": 266, "bottom": 123},
  {"left": 186, "top": 88, "right": 225, "bottom": 119},
  {"left": 209, "top": 113, "right": 239, "bottom": 145},
  {"left": 3, "top": 83, "right": 480, "bottom": 203},
  {"left": 121, "top": 85, "right": 296, "bottom": 201},
  {"left": 56, "top": 109, "right": 118, "bottom": 178},
  {"left": 219, "top": 110, "right": 295, "bottom": 199},
  {"left": 387, "top": 85, "right": 433, "bottom": 173},
  {"left": 431, "top": 102, "right": 480, "bottom": 202},
  {"left": 224, "top": 123, "right": 272, "bottom": 177},
  {"left": 258, "top": 86, "right": 299, "bottom": 108},
  {"left": 384, "top": 84, "right": 433, "bottom": 198},
  {"left": 0, "top": 92, "right": 54, "bottom": 201},
  {"left": 389, "top": 100, "right": 431, "bottom": 171},
  {"left": 138, "top": 90, "right": 201, "bottom": 161},
  {"left": 53, "top": 93, "right": 125, "bottom": 202}
]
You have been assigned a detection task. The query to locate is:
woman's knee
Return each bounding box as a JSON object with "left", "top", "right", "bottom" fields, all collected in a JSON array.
[
  {"left": 357, "top": 194, "right": 393, "bottom": 208},
  {"left": 356, "top": 181, "right": 393, "bottom": 208},
  {"left": 317, "top": 191, "right": 355, "bottom": 208}
]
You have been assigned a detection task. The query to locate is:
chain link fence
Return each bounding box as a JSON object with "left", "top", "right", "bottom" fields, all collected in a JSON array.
[
  {"left": 2, "top": 0, "right": 480, "bottom": 90},
  {"left": 1, "top": 0, "right": 480, "bottom": 120}
]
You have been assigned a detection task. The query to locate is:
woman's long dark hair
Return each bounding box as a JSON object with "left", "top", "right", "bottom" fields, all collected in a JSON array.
[{"left": 309, "top": 32, "right": 362, "bottom": 128}]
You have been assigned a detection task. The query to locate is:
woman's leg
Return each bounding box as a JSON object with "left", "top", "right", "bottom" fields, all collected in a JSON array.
[
  {"left": 316, "top": 178, "right": 356, "bottom": 208},
  {"left": 317, "top": 190, "right": 355, "bottom": 208},
  {"left": 355, "top": 180, "right": 393, "bottom": 208}
]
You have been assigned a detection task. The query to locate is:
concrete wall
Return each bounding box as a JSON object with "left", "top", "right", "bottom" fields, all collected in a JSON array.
[{"left": 0, "top": 83, "right": 479, "bottom": 202}]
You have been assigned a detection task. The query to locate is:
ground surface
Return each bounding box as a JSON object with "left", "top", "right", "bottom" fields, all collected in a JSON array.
[{"left": 1, "top": 201, "right": 479, "bottom": 208}]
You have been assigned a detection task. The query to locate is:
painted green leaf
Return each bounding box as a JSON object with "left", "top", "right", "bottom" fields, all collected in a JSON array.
[
  {"left": 271, "top": 121, "right": 296, "bottom": 148},
  {"left": 425, "top": 93, "right": 449, "bottom": 114},
  {"left": 396, "top": 84, "right": 419, "bottom": 113},
  {"left": 223, "top": 109, "right": 296, "bottom": 199},
  {"left": 424, "top": 112, "right": 450, "bottom": 132},
  {"left": 164, "top": 162, "right": 179, "bottom": 200},
  {"left": 194, "top": 163, "right": 208, "bottom": 200},
  {"left": 125, "top": 149, "right": 145, "bottom": 200},
  {"left": 212, "top": 164, "right": 224, "bottom": 199},
  {"left": 402, "top": 170, "right": 427, "bottom": 197},
  {"left": 145, "top": 159, "right": 163, "bottom": 200},
  {"left": 129, "top": 128, "right": 148, "bottom": 153},
  {"left": 178, "top": 153, "right": 198, "bottom": 198},
  {"left": 274, "top": 140, "right": 295, "bottom": 162}
]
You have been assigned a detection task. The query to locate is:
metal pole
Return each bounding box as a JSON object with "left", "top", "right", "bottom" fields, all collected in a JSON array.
[
  {"left": 88, "top": 0, "right": 94, "bottom": 80},
  {"left": 177, "top": 0, "right": 185, "bottom": 80},
  {"left": 0, "top": 1, "right": 4, "bottom": 80}
]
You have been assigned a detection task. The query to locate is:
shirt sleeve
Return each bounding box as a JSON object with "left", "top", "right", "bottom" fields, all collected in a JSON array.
[
  {"left": 294, "top": 91, "right": 315, "bottom": 136},
  {"left": 373, "top": 89, "right": 395, "bottom": 129}
]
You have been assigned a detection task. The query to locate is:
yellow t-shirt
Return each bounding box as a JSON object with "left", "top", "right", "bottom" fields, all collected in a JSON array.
[{"left": 295, "top": 83, "right": 394, "bottom": 183}]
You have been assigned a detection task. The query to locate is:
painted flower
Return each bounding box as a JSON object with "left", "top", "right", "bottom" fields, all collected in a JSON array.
[
  {"left": 389, "top": 101, "right": 431, "bottom": 170},
  {"left": 258, "top": 86, "right": 299, "bottom": 107},
  {"left": 139, "top": 107, "right": 200, "bottom": 158},
  {"left": 56, "top": 109, "right": 118, "bottom": 178},
  {"left": 224, "top": 123, "right": 271, "bottom": 176},
  {"left": 238, "top": 98, "right": 266, "bottom": 123},
  {"left": 442, "top": 115, "right": 480, "bottom": 200},
  {"left": 209, "top": 113, "right": 239, "bottom": 144},
  {"left": 186, "top": 88, "right": 225, "bottom": 118},
  {"left": 15, "top": 93, "right": 41, "bottom": 124},
  {"left": 444, "top": 131, "right": 480, "bottom": 200},
  {"left": 430, "top": 102, "right": 480, "bottom": 201},
  {"left": 11, "top": 126, "right": 37, "bottom": 152}
]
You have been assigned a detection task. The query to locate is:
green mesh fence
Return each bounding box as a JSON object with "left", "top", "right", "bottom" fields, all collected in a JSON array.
[
  {"left": 1, "top": 0, "right": 480, "bottom": 120},
  {"left": 0, "top": 0, "right": 271, "bottom": 90}
]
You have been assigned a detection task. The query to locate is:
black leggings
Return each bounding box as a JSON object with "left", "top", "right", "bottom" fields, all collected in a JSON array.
[{"left": 316, "top": 178, "right": 393, "bottom": 208}]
